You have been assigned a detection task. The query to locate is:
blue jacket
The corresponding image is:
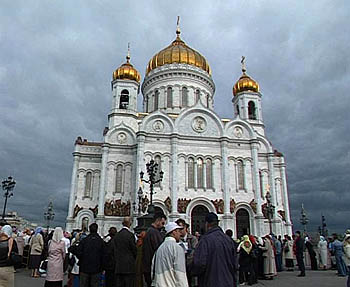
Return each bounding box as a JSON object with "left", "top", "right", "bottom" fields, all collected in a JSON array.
[{"left": 192, "top": 226, "right": 237, "bottom": 287}]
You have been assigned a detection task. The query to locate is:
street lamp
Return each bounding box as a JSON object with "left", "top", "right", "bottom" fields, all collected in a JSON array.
[
  {"left": 137, "top": 187, "right": 143, "bottom": 215},
  {"left": 265, "top": 191, "right": 275, "bottom": 234},
  {"left": 44, "top": 201, "right": 55, "bottom": 233},
  {"left": 1, "top": 176, "right": 16, "bottom": 220},
  {"left": 300, "top": 203, "right": 309, "bottom": 234}
]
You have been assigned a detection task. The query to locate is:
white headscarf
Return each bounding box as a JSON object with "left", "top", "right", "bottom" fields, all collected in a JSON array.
[
  {"left": 52, "top": 227, "right": 64, "bottom": 243},
  {"left": 1, "top": 225, "right": 12, "bottom": 237}
]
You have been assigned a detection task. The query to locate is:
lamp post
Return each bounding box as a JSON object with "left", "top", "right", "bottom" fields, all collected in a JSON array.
[
  {"left": 44, "top": 201, "right": 55, "bottom": 233},
  {"left": 300, "top": 203, "right": 308, "bottom": 235},
  {"left": 265, "top": 191, "right": 275, "bottom": 234},
  {"left": 1, "top": 176, "right": 16, "bottom": 220},
  {"left": 137, "top": 187, "right": 143, "bottom": 216}
]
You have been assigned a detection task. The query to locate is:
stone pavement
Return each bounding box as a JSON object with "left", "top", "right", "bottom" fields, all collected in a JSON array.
[{"left": 14, "top": 268, "right": 347, "bottom": 287}]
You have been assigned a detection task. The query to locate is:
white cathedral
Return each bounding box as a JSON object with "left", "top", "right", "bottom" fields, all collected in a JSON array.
[{"left": 66, "top": 25, "right": 292, "bottom": 238}]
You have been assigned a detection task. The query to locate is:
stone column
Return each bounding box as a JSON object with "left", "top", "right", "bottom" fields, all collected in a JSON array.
[
  {"left": 268, "top": 153, "right": 278, "bottom": 233},
  {"left": 203, "top": 162, "right": 207, "bottom": 190},
  {"left": 170, "top": 136, "right": 179, "bottom": 220},
  {"left": 243, "top": 161, "right": 247, "bottom": 191},
  {"left": 221, "top": 140, "right": 232, "bottom": 230},
  {"left": 66, "top": 152, "right": 80, "bottom": 231},
  {"left": 134, "top": 134, "right": 145, "bottom": 217},
  {"left": 194, "top": 160, "right": 198, "bottom": 191},
  {"left": 280, "top": 157, "right": 292, "bottom": 234}
]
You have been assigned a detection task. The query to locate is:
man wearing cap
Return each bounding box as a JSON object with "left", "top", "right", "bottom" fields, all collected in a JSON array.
[
  {"left": 152, "top": 222, "right": 188, "bottom": 287},
  {"left": 192, "top": 212, "right": 237, "bottom": 287}
]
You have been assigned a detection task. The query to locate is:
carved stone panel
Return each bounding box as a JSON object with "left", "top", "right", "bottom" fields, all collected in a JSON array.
[
  {"left": 104, "top": 199, "right": 130, "bottom": 216},
  {"left": 177, "top": 198, "right": 191, "bottom": 213},
  {"left": 192, "top": 116, "right": 207, "bottom": 133},
  {"left": 211, "top": 199, "right": 224, "bottom": 214},
  {"left": 249, "top": 199, "right": 257, "bottom": 214},
  {"left": 164, "top": 196, "right": 172, "bottom": 213},
  {"left": 230, "top": 199, "right": 236, "bottom": 213},
  {"left": 73, "top": 205, "right": 83, "bottom": 218},
  {"left": 278, "top": 210, "right": 286, "bottom": 222},
  {"left": 153, "top": 120, "right": 164, "bottom": 133},
  {"left": 89, "top": 205, "right": 98, "bottom": 218}
]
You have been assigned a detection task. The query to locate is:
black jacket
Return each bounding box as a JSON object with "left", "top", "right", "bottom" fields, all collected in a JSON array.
[
  {"left": 142, "top": 226, "right": 163, "bottom": 274},
  {"left": 113, "top": 228, "right": 137, "bottom": 274},
  {"left": 75, "top": 233, "right": 105, "bottom": 274}
]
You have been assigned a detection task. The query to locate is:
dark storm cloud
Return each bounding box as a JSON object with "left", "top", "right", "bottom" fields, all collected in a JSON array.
[{"left": 0, "top": 1, "right": 349, "bottom": 233}]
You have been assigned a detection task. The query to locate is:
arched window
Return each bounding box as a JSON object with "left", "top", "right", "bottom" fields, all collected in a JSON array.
[
  {"left": 195, "top": 89, "right": 200, "bottom": 103},
  {"left": 188, "top": 157, "right": 195, "bottom": 188},
  {"left": 248, "top": 101, "right": 257, "bottom": 120},
  {"left": 145, "top": 96, "right": 149, "bottom": 113},
  {"left": 84, "top": 172, "right": 92, "bottom": 197},
  {"left": 82, "top": 217, "right": 89, "bottom": 232},
  {"left": 197, "top": 158, "right": 204, "bottom": 188},
  {"left": 206, "top": 95, "right": 210, "bottom": 108},
  {"left": 115, "top": 164, "right": 123, "bottom": 194},
  {"left": 154, "top": 155, "right": 161, "bottom": 187},
  {"left": 119, "top": 89, "right": 129, "bottom": 109},
  {"left": 154, "top": 90, "right": 159, "bottom": 110},
  {"left": 167, "top": 87, "right": 173, "bottom": 108},
  {"left": 182, "top": 87, "right": 188, "bottom": 107},
  {"left": 237, "top": 160, "right": 244, "bottom": 190},
  {"left": 236, "top": 104, "right": 240, "bottom": 116},
  {"left": 206, "top": 159, "right": 213, "bottom": 188}
]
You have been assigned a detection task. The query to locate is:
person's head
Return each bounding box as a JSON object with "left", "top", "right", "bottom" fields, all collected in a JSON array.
[
  {"left": 122, "top": 217, "right": 132, "bottom": 228},
  {"left": 89, "top": 223, "right": 98, "bottom": 234},
  {"left": 205, "top": 212, "right": 219, "bottom": 231},
  {"left": 109, "top": 227, "right": 117, "bottom": 238},
  {"left": 195, "top": 231, "right": 200, "bottom": 239},
  {"left": 295, "top": 231, "right": 301, "bottom": 238},
  {"left": 225, "top": 229, "right": 233, "bottom": 238},
  {"left": 0, "top": 225, "right": 12, "bottom": 239},
  {"left": 332, "top": 233, "right": 338, "bottom": 240},
  {"left": 152, "top": 213, "right": 167, "bottom": 230},
  {"left": 175, "top": 219, "right": 188, "bottom": 237},
  {"left": 52, "top": 227, "right": 64, "bottom": 243},
  {"left": 165, "top": 222, "right": 183, "bottom": 242}
]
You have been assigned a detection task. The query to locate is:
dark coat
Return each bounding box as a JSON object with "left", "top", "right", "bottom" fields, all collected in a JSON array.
[
  {"left": 239, "top": 248, "right": 253, "bottom": 273},
  {"left": 75, "top": 233, "right": 105, "bottom": 274},
  {"left": 192, "top": 226, "right": 237, "bottom": 287},
  {"left": 113, "top": 228, "right": 137, "bottom": 274},
  {"left": 295, "top": 236, "right": 305, "bottom": 256},
  {"left": 142, "top": 226, "right": 163, "bottom": 274}
]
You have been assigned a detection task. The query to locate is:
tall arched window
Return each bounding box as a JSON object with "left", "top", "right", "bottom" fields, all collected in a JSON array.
[
  {"left": 119, "top": 89, "right": 129, "bottom": 109},
  {"left": 154, "top": 90, "right": 159, "bottom": 110},
  {"left": 167, "top": 87, "right": 173, "bottom": 108},
  {"left": 154, "top": 155, "right": 161, "bottom": 187},
  {"left": 188, "top": 157, "right": 195, "bottom": 188},
  {"left": 248, "top": 101, "right": 257, "bottom": 120},
  {"left": 197, "top": 158, "right": 204, "bottom": 188},
  {"left": 145, "top": 96, "right": 149, "bottom": 112},
  {"left": 236, "top": 105, "right": 240, "bottom": 116},
  {"left": 206, "top": 159, "right": 213, "bottom": 188},
  {"left": 84, "top": 171, "right": 92, "bottom": 197},
  {"left": 195, "top": 89, "right": 200, "bottom": 103},
  {"left": 206, "top": 95, "right": 210, "bottom": 108},
  {"left": 182, "top": 87, "right": 188, "bottom": 107},
  {"left": 82, "top": 217, "right": 89, "bottom": 232},
  {"left": 115, "top": 164, "right": 123, "bottom": 194},
  {"left": 237, "top": 160, "right": 244, "bottom": 190}
]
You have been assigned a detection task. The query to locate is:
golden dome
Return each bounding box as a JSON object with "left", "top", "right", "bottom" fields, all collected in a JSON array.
[
  {"left": 233, "top": 57, "right": 259, "bottom": 96},
  {"left": 146, "top": 28, "right": 211, "bottom": 76},
  {"left": 113, "top": 51, "right": 141, "bottom": 83}
]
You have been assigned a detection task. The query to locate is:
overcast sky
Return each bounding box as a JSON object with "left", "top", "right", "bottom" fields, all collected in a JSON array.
[{"left": 0, "top": 1, "right": 349, "bottom": 234}]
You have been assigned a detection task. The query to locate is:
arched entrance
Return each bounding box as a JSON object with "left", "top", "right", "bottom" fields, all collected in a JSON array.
[
  {"left": 236, "top": 209, "right": 250, "bottom": 238},
  {"left": 154, "top": 206, "right": 164, "bottom": 215},
  {"left": 191, "top": 205, "right": 209, "bottom": 235}
]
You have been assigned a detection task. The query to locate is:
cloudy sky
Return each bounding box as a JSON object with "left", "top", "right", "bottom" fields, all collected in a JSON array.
[{"left": 1, "top": 1, "right": 349, "bottom": 233}]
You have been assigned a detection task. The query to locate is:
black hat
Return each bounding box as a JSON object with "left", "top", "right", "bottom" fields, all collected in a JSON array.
[{"left": 205, "top": 212, "right": 219, "bottom": 223}]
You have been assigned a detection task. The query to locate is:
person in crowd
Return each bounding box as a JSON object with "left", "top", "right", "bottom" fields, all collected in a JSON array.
[
  {"left": 103, "top": 227, "right": 117, "bottom": 287},
  {"left": 331, "top": 233, "right": 347, "bottom": 277},
  {"left": 68, "top": 232, "right": 81, "bottom": 287},
  {"left": 294, "top": 231, "right": 305, "bottom": 277},
  {"left": 45, "top": 227, "right": 66, "bottom": 287},
  {"left": 74, "top": 223, "right": 105, "bottom": 287},
  {"left": 305, "top": 237, "right": 317, "bottom": 270},
  {"left": 342, "top": 232, "right": 350, "bottom": 287},
  {"left": 318, "top": 236, "right": 328, "bottom": 270},
  {"left": 135, "top": 231, "right": 147, "bottom": 287},
  {"left": 113, "top": 217, "right": 137, "bottom": 287},
  {"left": 249, "top": 235, "right": 259, "bottom": 284},
  {"left": 142, "top": 212, "right": 167, "bottom": 287},
  {"left": 29, "top": 226, "right": 44, "bottom": 278},
  {"left": 192, "top": 212, "right": 237, "bottom": 287},
  {"left": 283, "top": 235, "right": 294, "bottom": 271},
  {"left": 15, "top": 230, "right": 25, "bottom": 258},
  {"left": 176, "top": 218, "right": 198, "bottom": 286},
  {"left": 237, "top": 235, "right": 254, "bottom": 286},
  {"left": 274, "top": 236, "right": 282, "bottom": 272},
  {"left": 194, "top": 231, "right": 201, "bottom": 242},
  {"left": 62, "top": 231, "right": 71, "bottom": 274},
  {"left": 0, "top": 225, "right": 18, "bottom": 287},
  {"left": 256, "top": 237, "right": 265, "bottom": 280},
  {"left": 152, "top": 222, "right": 188, "bottom": 287},
  {"left": 260, "top": 235, "right": 276, "bottom": 280}
]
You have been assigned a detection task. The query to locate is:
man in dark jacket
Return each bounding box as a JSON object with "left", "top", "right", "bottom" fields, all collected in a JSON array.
[
  {"left": 142, "top": 212, "right": 167, "bottom": 287},
  {"left": 75, "top": 223, "right": 105, "bottom": 287},
  {"left": 294, "top": 231, "right": 306, "bottom": 277},
  {"left": 113, "top": 217, "right": 137, "bottom": 287},
  {"left": 104, "top": 227, "right": 117, "bottom": 287},
  {"left": 192, "top": 212, "right": 237, "bottom": 287}
]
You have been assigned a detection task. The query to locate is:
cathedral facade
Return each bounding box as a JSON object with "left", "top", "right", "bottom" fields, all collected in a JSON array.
[{"left": 66, "top": 26, "right": 292, "bottom": 238}]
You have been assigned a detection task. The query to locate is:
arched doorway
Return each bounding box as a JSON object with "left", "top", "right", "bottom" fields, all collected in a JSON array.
[
  {"left": 191, "top": 205, "right": 209, "bottom": 235},
  {"left": 154, "top": 206, "right": 165, "bottom": 215},
  {"left": 236, "top": 209, "right": 250, "bottom": 238}
]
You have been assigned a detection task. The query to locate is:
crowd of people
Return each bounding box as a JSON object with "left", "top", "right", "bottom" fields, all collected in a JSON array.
[{"left": 0, "top": 215, "right": 349, "bottom": 287}]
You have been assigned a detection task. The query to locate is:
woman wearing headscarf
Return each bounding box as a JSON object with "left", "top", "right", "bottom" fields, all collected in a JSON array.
[
  {"left": 260, "top": 235, "right": 277, "bottom": 280},
  {"left": 45, "top": 227, "right": 66, "bottom": 287},
  {"left": 318, "top": 236, "right": 328, "bottom": 270},
  {"left": 29, "top": 226, "right": 44, "bottom": 277},
  {"left": 0, "top": 225, "right": 18, "bottom": 287},
  {"left": 238, "top": 235, "right": 254, "bottom": 285},
  {"left": 283, "top": 235, "right": 294, "bottom": 271}
]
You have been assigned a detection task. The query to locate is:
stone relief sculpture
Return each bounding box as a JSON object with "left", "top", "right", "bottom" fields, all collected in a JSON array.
[
  {"left": 230, "top": 199, "right": 236, "bottom": 213},
  {"left": 177, "top": 198, "right": 191, "bottom": 213},
  {"left": 278, "top": 210, "right": 286, "bottom": 221},
  {"left": 89, "top": 205, "right": 98, "bottom": 218},
  {"left": 249, "top": 199, "right": 257, "bottom": 214},
  {"left": 104, "top": 199, "right": 131, "bottom": 216},
  {"left": 141, "top": 196, "right": 149, "bottom": 213},
  {"left": 192, "top": 116, "right": 207, "bottom": 133},
  {"left": 211, "top": 199, "right": 224, "bottom": 214},
  {"left": 117, "top": 132, "right": 127, "bottom": 144},
  {"left": 262, "top": 202, "right": 268, "bottom": 219},
  {"left": 233, "top": 126, "right": 243, "bottom": 138},
  {"left": 164, "top": 196, "right": 172, "bottom": 213},
  {"left": 73, "top": 205, "right": 83, "bottom": 218},
  {"left": 153, "top": 120, "right": 164, "bottom": 132}
]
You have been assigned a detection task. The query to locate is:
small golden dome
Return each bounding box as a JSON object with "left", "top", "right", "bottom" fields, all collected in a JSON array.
[
  {"left": 233, "top": 57, "right": 259, "bottom": 96},
  {"left": 113, "top": 48, "right": 141, "bottom": 83},
  {"left": 146, "top": 27, "right": 211, "bottom": 76}
]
